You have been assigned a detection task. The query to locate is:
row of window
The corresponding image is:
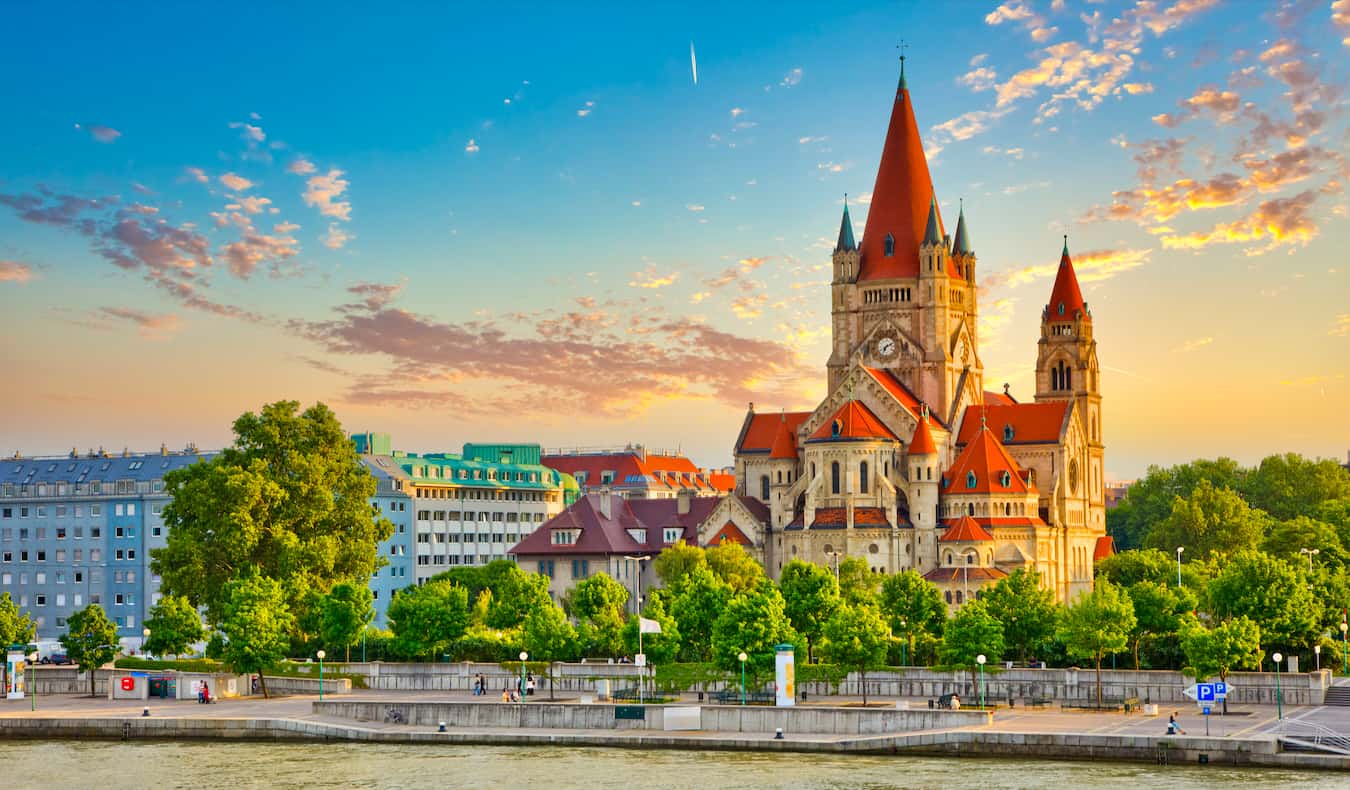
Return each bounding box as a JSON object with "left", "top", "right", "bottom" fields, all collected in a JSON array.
[
  {"left": 414, "top": 510, "right": 546, "bottom": 523},
  {"left": 1, "top": 502, "right": 161, "bottom": 519},
  {"left": 413, "top": 466, "right": 543, "bottom": 484},
  {"left": 864, "top": 287, "right": 912, "bottom": 304},
  {"left": 1, "top": 479, "right": 165, "bottom": 497},
  {"left": 415, "top": 554, "right": 505, "bottom": 566},
  {"left": 416, "top": 532, "right": 522, "bottom": 544},
  {"left": 412, "top": 487, "right": 553, "bottom": 502},
  {"left": 6, "top": 591, "right": 140, "bottom": 608},
  {"left": 0, "top": 569, "right": 146, "bottom": 586}
]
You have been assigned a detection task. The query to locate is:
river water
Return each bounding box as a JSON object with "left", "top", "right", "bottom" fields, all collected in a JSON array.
[{"left": 3, "top": 741, "right": 1343, "bottom": 789}]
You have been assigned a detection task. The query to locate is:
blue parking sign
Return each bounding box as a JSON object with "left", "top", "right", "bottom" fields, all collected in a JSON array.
[
  {"left": 1196, "top": 683, "right": 1215, "bottom": 702},
  {"left": 1214, "top": 681, "right": 1227, "bottom": 699}
]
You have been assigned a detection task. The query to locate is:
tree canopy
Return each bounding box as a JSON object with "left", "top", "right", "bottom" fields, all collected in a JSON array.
[
  {"left": 1109, "top": 458, "right": 1246, "bottom": 551},
  {"left": 144, "top": 595, "right": 205, "bottom": 659},
  {"left": 982, "top": 569, "right": 1059, "bottom": 663},
  {"left": 837, "top": 556, "right": 879, "bottom": 606},
  {"left": 821, "top": 604, "right": 890, "bottom": 704},
  {"left": 653, "top": 541, "right": 708, "bottom": 588},
  {"left": 1181, "top": 616, "right": 1262, "bottom": 682},
  {"left": 706, "top": 542, "right": 766, "bottom": 594},
  {"left": 1056, "top": 580, "right": 1136, "bottom": 706},
  {"left": 1207, "top": 549, "right": 1318, "bottom": 655},
  {"left": 669, "top": 565, "right": 732, "bottom": 662},
  {"left": 778, "top": 560, "right": 840, "bottom": 660},
  {"left": 0, "top": 592, "right": 36, "bottom": 649},
  {"left": 710, "top": 581, "right": 797, "bottom": 684},
  {"left": 219, "top": 574, "right": 295, "bottom": 698},
  {"left": 321, "top": 583, "right": 375, "bottom": 662},
  {"left": 938, "top": 599, "right": 1005, "bottom": 684},
  {"left": 1145, "top": 479, "right": 1269, "bottom": 560},
  {"left": 386, "top": 580, "right": 470, "bottom": 662},
  {"left": 61, "top": 604, "right": 120, "bottom": 696}
]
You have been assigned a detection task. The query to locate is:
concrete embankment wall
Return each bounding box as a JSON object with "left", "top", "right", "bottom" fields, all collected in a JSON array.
[
  {"left": 262, "top": 676, "right": 350, "bottom": 696},
  {"left": 328, "top": 662, "right": 1332, "bottom": 706},
  {"left": 313, "top": 700, "right": 990, "bottom": 733}
]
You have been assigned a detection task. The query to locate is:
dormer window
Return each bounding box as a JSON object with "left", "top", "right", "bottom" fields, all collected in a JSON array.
[
  {"left": 663, "top": 527, "right": 682, "bottom": 544},
  {"left": 884, "top": 233, "right": 895, "bottom": 256},
  {"left": 1003, "top": 424, "right": 1015, "bottom": 442},
  {"left": 1058, "top": 302, "right": 1065, "bottom": 315},
  {"left": 831, "top": 419, "right": 842, "bottom": 437},
  {"left": 966, "top": 471, "right": 977, "bottom": 489},
  {"left": 551, "top": 529, "right": 578, "bottom": 545},
  {"left": 1000, "top": 470, "right": 1012, "bottom": 487}
]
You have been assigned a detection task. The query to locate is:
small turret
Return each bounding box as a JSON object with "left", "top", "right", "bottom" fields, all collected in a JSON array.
[
  {"left": 950, "top": 200, "right": 976, "bottom": 285},
  {"left": 835, "top": 199, "right": 857, "bottom": 253}
]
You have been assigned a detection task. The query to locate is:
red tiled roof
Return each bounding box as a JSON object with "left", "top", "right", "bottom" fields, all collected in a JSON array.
[
  {"left": 854, "top": 507, "right": 889, "bottom": 526},
  {"left": 709, "top": 472, "right": 736, "bottom": 492},
  {"left": 737, "top": 411, "right": 812, "bottom": 454},
  {"left": 909, "top": 412, "right": 938, "bottom": 455},
  {"left": 1094, "top": 535, "right": 1115, "bottom": 561},
  {"left": 940, "top": 515, "right": 995, "bottom": 542},
  {"left": 858, "top": 83, "right": 959, "bottom": 281},
  {"left": 809, "top": 400, "right": 900, "bottom": 442},
  {"left": 944, "top": 424, "right": 1035, "bottom": 494},
  {"left": 958, "top": 516, "right": 1047, "bottom": 528},
  {"left": 862, "top": 367, "right": 927, "bottom": 423},
  {"left": 1046, "top": 243, "right": 1090, "bottom": 322},
  {"left": 769, "top": 418, "right": 798, "bottom": 460},
  {"left": 958, "top": 402, "right": 1070, "bottom": 445},
  {"left": 983, "top": 390, "right": 1016, "bottom": 406},
  {"left": 811, "top": 507, "right": 848, "bottom": 528},
  {"left": 922, "top": 566, "right": 1008, "bottom": 583},
  {"left": 542, "top": 450, "right": 732, "bottom": 495},
  {"left": 511, "top": 493, "right": 763, "bottom": 557},
  {"left": 709, "top": 521, "right": 751, "bottom": 546}
]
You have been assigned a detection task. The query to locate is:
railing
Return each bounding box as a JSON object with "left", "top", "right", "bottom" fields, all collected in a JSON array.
[{"left": 1276, "top": 718, "right": 1350, "bottom": 756}]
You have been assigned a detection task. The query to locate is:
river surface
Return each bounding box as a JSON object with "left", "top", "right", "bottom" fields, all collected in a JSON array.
[{"left": 4, "top": 741, "right": 1344, "bottom": 789}]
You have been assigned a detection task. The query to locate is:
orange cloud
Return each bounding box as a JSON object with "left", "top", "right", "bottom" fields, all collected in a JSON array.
[
  {"left": 97, "top": 307, "right": 181, "bottom": 340},
  {"left": 0, "top": 260, "right": 35, "bottom": 283},
  {"left": 1161, "top": 190, "right": 1320, "bottom": 255},
  {"left": 983, "top": 248, "right": 1151, "bottom": 290},
  {"left": 628, "top": 264, "right": 679, "bottom": 289},
  {"left": 303, "top": 169, "right": 352, "bottom": 221}
]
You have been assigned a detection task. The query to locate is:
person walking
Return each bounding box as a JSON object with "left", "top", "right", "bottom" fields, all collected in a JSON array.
[
  {"left": 1167, "top": 713, "right": 1186, "bottom": 735},
  {"left": 526, "top": 673, "right": 535, "bottom": 697}
]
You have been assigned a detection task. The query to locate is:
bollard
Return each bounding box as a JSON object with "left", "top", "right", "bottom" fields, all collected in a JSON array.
[
  {"left": 438, "top": 721, "right": 447, "bottom": 733},
  {"left": 142, "top": 707, "right": 150, "bottom": 717},
  {"left": 775, "top": 728, "right": 784, "bottom": 740}
]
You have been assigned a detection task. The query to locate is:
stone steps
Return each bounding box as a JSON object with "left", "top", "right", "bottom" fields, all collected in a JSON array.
[{"left": 1322, "top": 686, "right": 1350, "bottom": 706}]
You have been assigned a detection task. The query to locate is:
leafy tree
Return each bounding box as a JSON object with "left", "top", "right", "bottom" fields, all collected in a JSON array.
[
  {"left": 1125, "top": 581, "right": 1194, "bottom": 669},
  {"left": 569, "top": 573, "right": 629, "bottom": 658},
  {"left": 386, "top": 580, "right": 470, "bottom": 662},
  {"left": 0, "top": 592, "right": 36, "bottom": 648},
  {"left": 1241, "top": 453, "right": 1350, "bottom": 522},
  {"left": 710, "top": 581, "right": 798, "bottom": 686},
  {"left": 521, "top": 603, "right": 577, "bottom": 699},
  {"left": 653, "top": 541, "right": 707, "bottom": 587},
  {"left": 938, "top": 599, "right": 1006, "bottom": 687},
  {"left": 982, "top": 569, "right": 1060, "bottom": 663},
  {"left": 820, "top": 604, "right": 890, "bottom": 705},
  {"left": 778, "top": 560, "right": 840, "bottom": 661},
  {"left": 219, "top": 574, "right": 295, "bottom": 699},
  {"left": 61, "top": 604, "right": 120, "bottom": 697},
  {"left": 837, "top": 556, "right": 878, "bottom": 606},
  {"left": 1110, "top": 458, "right": 1246, "bottom": 550},
  {"left": 1146, "top": 479, "right": 1270, "bottom": 560},
  {"left": 1263, "top": 516, "right": 1345, "bottom": 570},
  {"left": 878, "top": 571, "right": 946, "bottom": 664},
  {"left": 152, "top": 401, "right": 393, "bottom": 630},
  {"left": 144, "top": 595, "right": 206, "bottom": 659},
  {"left": 320, "top": 583, "right": 375, "bottom": 662},
  {"left": 1094, "top": 549, "right": 1175, "bottom": 587},
  {"left": 427, "top": 565, "right": 490, "bottom": 601},
  {"left": 621, "top": 594, "right": 681, "bottom": 666},
  {"left": 1181, "top": 616, "right": 1262, "bottom": 683},
  {"left": 1207, "top": 549, "right": 1318, "bottom": 658},
  {"left": 706, "top": 542, "right": 766, "bottom": 593},
  {"left": 1056, "top": 580, "right": 1136, "bottom": 706},
  {"left": 484, "top": 564, "right": 552, "bottom": 630},
  {"left": 669, "top": 565, "right": 732, "bottom": 662}
]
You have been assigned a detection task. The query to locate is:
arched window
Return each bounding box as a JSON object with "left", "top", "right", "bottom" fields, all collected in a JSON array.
[
  {"left": 1004, "top": 502, "right": 1011, "bottom": 516},
  {"left": 860, "top": 461, "right": 870, "bottom": 494},
  {"left": 927, "top": 466, "right": 932, "bottom": 481},
  {"left": 1051, "top": 366, "right": 1060, "bottom": 390},
  {"left": 831, "top": 462, "right": 841, "bottom": 495},
  {"left": 968, "top": 503, "right": 975, "bottom": 516},
  {"left": 760, "top": 475, "right": 770, "bottom": 502},
  {"left": 776, "top": 470, "right": 782, "bottom": 484},
  {"left": 966, "top": 553, "right": 975, "bottom": 565},
  {"left": 966, "top": 471, "right": 977, "bottom": 489},
  {"left": 945, "top": 590, "right": 953, "bottom": 604},
  {"left": 955, "top": 590, "right": 964, "bottom": 604},
  {"left": 945, "top": 551, "right": 953, "bottom": 565},
  {"left": 1065, "top": 366, "right": 1072, "bottom": 389},
  {"left": 1058, "top": 302, "right": 1065, "bottom": 315},
  {"left": 884, "top": 233, "right": 895, "bottom": 257},
  {"left": 831, "top": 419, "right": 842, "bottom": 438}
]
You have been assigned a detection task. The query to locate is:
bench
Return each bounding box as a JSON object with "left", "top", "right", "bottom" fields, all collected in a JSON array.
[
  {"left": 1062, "top": 696, "right": 1140, "bottom": 712},
  {"left": 712, "top": 689, "right": 775, "bottom": 705}
]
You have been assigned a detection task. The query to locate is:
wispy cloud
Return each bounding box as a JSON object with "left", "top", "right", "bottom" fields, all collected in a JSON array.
[
  {"left": 97, "top": 307, "right": 181, "bottom": 340},
  {"left": 780, "top": 67, "right": 803, "bottom": 87},
  {"left": 182, "top": 167, "right": 209, "bottom": 184},
  {"left": 628, "top": 263, "right": 679, "bottom": 289},
  {"left": 464, "top": 139, "right": 480, "bottom": 154},
  {"left": 303, "top": 169, "right": 352, "bottom": 221},
  {"left": 75, "top": 123, "right": 121, "bottom": 143},
  {"left": 220, "top": 172, "right": 255, "bottom": 192},
  {"left": 686, "top": 203, "right": 705, "bottom": 212},
  {"left": 321, "top": 223, "right": 354, "bottom": 250},
  {"left": 0, "top": 260, "right": 34, "bottom": 283},
  {"left": 576, "top": 100, "right": 595, "bottom": 118},
  {"left": 286, "top": 158, "right": 317, "bottom": 175},
  {"left": 1160, "top": 190, "right": 1321, "bottom": 255},
  {"left": 1172, "top": 336, "right": 1214, "bottom": 353},
  {"left": 983, "top": 248, "right": 1152, "bottom": 290}
]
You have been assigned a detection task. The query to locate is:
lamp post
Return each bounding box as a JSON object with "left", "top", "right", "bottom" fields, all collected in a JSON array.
[
  {"left": 976, "top": 654, "right": 987, "bottom": 710},
  {"left": 519, "top": 651, "right": 528, "bottom": 703},
  {"left": 624, "top": 553, "right": 652, "bottom": 704},
  {"left": 142, "top": 627, "right": 151, "bottom": 658},
  {"left": 899, "top": 620, "right": 908, "bottom": 667},
  {"left": 826, "top": 551, "right": 842, "bottom": 582},
  {"left": 1315, "top": 645, "right": 1321, "bottom": 672},
  {"left": 1300, "top": 547, "right": 1320, "bottom": 575},
  {"left": 1273, "top": 651, "right": 1283, "bottom": 720},
  {"left": 1175, "top": 546, "right": 1184, "bottom": 588},
  {"left": 316, "top": 650, "right": 325, "bottom": 701},
  {"left": 1342, "top": 622, "right": 1348, "bottom": 677},
  {"left": 738, "top": 651, "right": 748, "bottom": 705},
  {"left": 30, "top": 633, "right": 36, "bottom": 712}
]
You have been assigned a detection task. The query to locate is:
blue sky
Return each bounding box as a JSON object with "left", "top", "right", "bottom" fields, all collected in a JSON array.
[{"left": 1, "top": 0, "right": 1347, "bottom": 476}]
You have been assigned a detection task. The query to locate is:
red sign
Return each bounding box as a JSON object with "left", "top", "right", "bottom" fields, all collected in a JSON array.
[{"left": 121, "top": 677, "right": 135, "bottom": 691}]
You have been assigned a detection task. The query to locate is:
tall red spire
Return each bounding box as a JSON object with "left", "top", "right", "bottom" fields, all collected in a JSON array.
[
  {"left": 858, "top": 62, "right": 941, "bottom": 281},
  {"left": 1045, "top": 236, "right": 1089, "bottom": 321}
]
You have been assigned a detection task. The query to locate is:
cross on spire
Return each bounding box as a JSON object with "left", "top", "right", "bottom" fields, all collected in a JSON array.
[{"left": 897, "top": 41, "right": 909, "bottom": 90}]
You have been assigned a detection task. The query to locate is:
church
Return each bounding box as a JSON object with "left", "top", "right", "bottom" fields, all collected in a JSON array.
[{"left": 732, "top": 61, "right": 1110, "bottom": 606}]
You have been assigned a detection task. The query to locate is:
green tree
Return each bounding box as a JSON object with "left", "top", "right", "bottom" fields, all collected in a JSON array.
[
  {"left": 386, "top": 580, "right": 471, "bottom": 662},
  {"left": 820, "top": 604, "right": 890, "bottom": 705},
  {"left": 321, "top": 583, "right": 375, "bottom": 662},
  {"left": 710, "top": 582, "right": 798, "bottom": 686},
  {"left": 1181, "top": 616, "right": 1262, "bottom": 683},
  {"left": 521, "top": 603, "right": 577, "bottom": 700},
  {"left": 427, "top": 565, "right": 490, "bottom": 601},
  {"left": 621, "top": 594, "right": 681, "bottom": 666},
  {"left": 669, "top": 565, "right": 732, "bottom": 662},
  {"left": 219, "top": 574, "right": 295, "bottom": 698},
  {"left": 1207, "top": 549, "right": 1318, "bottom": 658},
  {"left": 706, "top": 542, "right": 766, "bottom": 593},
  {"left": 152, "top": 401, "right": 393, "bottom": 630},
  {"left": 0, "top": 592, "right": 36, "bottom": 648},
  {"left": 1241, "top": 453, "right": 1350, "bottom": 522},
  {"left": 569, "top": 573, "right": 629, "bottom": 658},
  {"left": 778, "top": 560, "right": 840, "bottom": 661},
  {"left": 1145, "top": 479, "right": 1269, "bottom": 560},
  {"left": 982, "top": 569, "right": 1060, "bottom": 663},
  {"left": 61, "top": 604, "right": 120, "bottom": 697},
  {"left": 1094, "top": 548, "right": 1175, "bottom": 587},
  {"left": 1125, "top": 581, "right": 1194, "bottom": 669},
  {"left": 1263, "top": 516, "right": 1345, "bottom": 569},
  {"left": 878, "top": 571, "right": 946, "bottom": 665},
  {"left": 837, "top": 556, "right": 878, "bottom": 606},
  {"left": 653, "top": 541, "right": 707, "bottom": 587},
  {"left": 938, "top": 599, "right": 1006, "bottom": 688},
  {"left": 1055, "top": 580, "right": 1136, "bottom": 706},
  {"left": 484, "top": 564, "right": 553, "bottom": 630},
  {"left": 143, "top": 595, "right": 205, "bottom": 659},
  {"left": 1110, "top": 458, "right": 1246, "bottom": 550}
]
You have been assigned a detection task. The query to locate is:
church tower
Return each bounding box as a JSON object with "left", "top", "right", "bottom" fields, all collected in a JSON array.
[{"left": 828, "top": 200, "right": 859, "bottom": 393}]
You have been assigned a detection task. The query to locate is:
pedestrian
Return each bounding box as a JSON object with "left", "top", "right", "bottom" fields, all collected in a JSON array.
[
  {"left": 500, "top": 687, "right": 510, "bottom": 703},
  {"left": 1167, "top": 713, "right": 1185, "bottom": 735},
  {"left": 201, "top": 682, "right": 211, "bottom": 705},
  {"left": 526, "top": 673, "right": 536, "bottom": 697}
]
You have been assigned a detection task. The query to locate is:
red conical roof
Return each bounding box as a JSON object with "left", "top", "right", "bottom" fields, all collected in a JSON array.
[
  {"left": 940, "top": 515, "right": 995, "bottom": 542},
  {"left": 944, "top": 422, "right": 1034, "bottom": 495},
  {"left": 1046, "top": 239, "right": 1089, "bottom": 321},
  {"left": 809, "top": 400, "right": 900, "bottom": 442},
  {"left": 859, "top": 80, "right": 942, "bottom": 281},
  {"left": 768, "top": 417, "right": 797, "bottom": 459},
  {"left": 909, "top": 410, "right": 937, "bottom": 455}
]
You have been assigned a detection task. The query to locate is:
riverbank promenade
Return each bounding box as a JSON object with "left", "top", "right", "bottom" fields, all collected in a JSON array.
[{"left": 4, "top": 688, "right": 1349, "bottom": 771}]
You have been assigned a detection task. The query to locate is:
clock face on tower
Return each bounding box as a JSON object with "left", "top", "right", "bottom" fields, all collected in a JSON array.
[{"left": 876, "top": 336, "right": 897, "bottom": 359}]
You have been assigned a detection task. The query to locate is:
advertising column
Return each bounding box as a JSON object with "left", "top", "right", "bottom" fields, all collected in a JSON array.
[
  {"left": 5, "top": 648, "right": 25, "bottom": 700},
  {"left": 774, "top": 644, "right": 795, "bottom": 707}
]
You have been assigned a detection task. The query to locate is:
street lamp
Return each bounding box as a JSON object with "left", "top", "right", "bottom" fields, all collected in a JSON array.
[
  {"left": 899, "top": 620, "right": 908, "bottom": 667},
  {"left": 826, "top": 551, "right": 842, "bottom": 582},
  {"left": 30, "top": 633, "right": 37, "bottom": 712},
  {"left": 1315, "top": 644, "right": 1322, "bottom": 672},
  {"left": 316, "top": 650, "right": 326, "bottom": 701},
  {"left": 519, "top": 651, "right": 528, "bottom": 703},
  {"left": 624, "top": 554, "right": 653, "bottom": 704},
  {"left": 1272, "top": 651, "right": 1283, "bottom": 720},
  {"left": 1300, "top": 547, "right": 1320, "bottom": 574},
  {"left": 1341, "top": 622, "right": 1348, "bottom": 677},
  {"left": 976, "top": 654, "right": 987, "bottom": 710},
  {"left": 142, "top": 627, "right": 151, "bottom": 658},
  {"left": 738, "top": 651, "right": 748, "bottom": 705},
  {"left": 1175, "top": 546, "right": 1184, "bottom": 588}
]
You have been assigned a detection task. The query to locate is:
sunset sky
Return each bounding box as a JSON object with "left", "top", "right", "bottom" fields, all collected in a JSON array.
[{"left": 1, "top": 1, "right": 1346, "bottom": 478}]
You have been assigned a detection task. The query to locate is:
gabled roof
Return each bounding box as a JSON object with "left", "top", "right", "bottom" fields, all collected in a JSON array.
[
  {"left": 862, "top": 366, "right": 938, "bottom": 425},
  {"left": 768, "top": 417, "right": 799, "bottom": 460},
  {"left": 858, "top": 75, "right": 945, "bottom": 282},
  {"left": 1094, "top": 535, "right": 1116, "bottom": 562},
  {"left": 736, "top": 411, "right": 812, "bottom": 455},
  {"left": 1045, "top": 238, "right": 1090, "bottom": 322},
  {"left": 808, "top": 400, "right": 900, "bottom": 442},
  {"left": 510, "top": 492, "right": 763, "bottom": 557},
  {"left": 543, "top": 450, "right": 733, "bottom": 495},
  {"left": 923, "top": 566, "right": 1008, "bottom": 583},
  {"left": 958, "top": 402, "right": 1070, "bottom": 446},
  {"left": 909, "top": 410, "right": 938, "bottom": 455},
  {"left": 982, "top": 390, "right": 1016, "bottom": 406},
  {"left": 944, "top": 423, "right": 1035, "bottom": 494},
  {"left": 940, "top": 515, "right": 995, "bottom": 542}
]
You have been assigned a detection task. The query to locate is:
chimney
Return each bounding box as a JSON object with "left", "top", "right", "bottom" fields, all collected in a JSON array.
[
  {"left": 598, "top": 487, "right": 612, "bottom": 520},
  {"left": 677, "top": 488, "right": 691, "bottom": 515}
]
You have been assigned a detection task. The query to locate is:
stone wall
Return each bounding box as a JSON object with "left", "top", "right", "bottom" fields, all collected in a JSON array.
[
  {"left": 263, "top": 675, "right": 350, "bottom": 696},
  {"left": 331, "top": 661, "right": 644, "bottom": 693}
]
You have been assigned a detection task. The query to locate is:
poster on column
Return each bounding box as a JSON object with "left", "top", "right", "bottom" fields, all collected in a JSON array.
[
  {"left": 5, "top": 650, "right": 25, "bottom": 699},
  {"left": 775, "top": 644, "right": 795, "bottom": 707}
]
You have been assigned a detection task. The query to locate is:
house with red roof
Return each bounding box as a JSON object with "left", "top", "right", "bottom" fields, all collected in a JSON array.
[
  {"left": 728, "top": 58, "right": 1108, "bottom": 607},
  {"left": 541, "top": 445, "right": 734, "bottom": 500}
]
